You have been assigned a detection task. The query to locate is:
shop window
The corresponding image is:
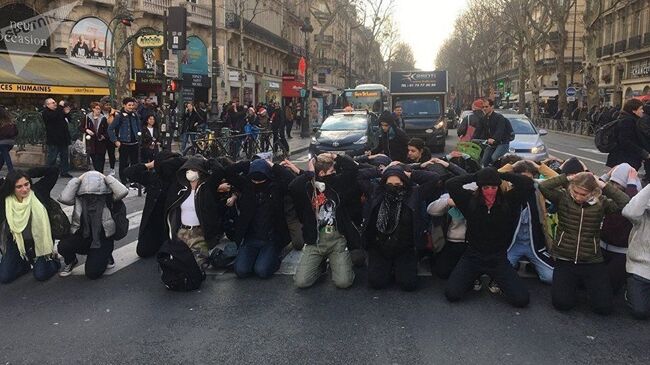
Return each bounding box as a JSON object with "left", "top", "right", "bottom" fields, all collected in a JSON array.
[{"left": 318, "top": 73, "right": 326, "bottom": 84}]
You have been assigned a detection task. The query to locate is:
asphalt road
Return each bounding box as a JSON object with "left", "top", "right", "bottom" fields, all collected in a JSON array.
[{"left": 0, "top": 131, "right": 648, "bottom": 365}]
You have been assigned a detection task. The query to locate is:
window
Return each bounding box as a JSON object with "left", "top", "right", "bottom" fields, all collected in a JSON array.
[{"left": 318, "top": 73, "right": 326, "bottom": 84}]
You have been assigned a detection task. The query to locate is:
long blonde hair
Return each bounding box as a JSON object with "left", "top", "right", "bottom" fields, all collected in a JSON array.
[{"left": 570, "top": 172, "right": 602, "bottom": 199}]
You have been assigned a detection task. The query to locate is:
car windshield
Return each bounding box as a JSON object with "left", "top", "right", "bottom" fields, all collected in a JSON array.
[
  {"left": 398, "top": 97, "right": 441, "bottom": 117},
  {"left": 320, "top": 114, "right": 368, "bottom": 131},
  {"left": 507, "top": 117, "right": 537, "bottom": 135}
]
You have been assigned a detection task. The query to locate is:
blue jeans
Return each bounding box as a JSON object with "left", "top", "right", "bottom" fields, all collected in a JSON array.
[
  {"left": 181, "top": 132, "right": 199, "bottom": 153},
  {"left": 0, "top": 144, "right": 14, "bottom": 171},
  {"left": 507, "top": 240, "right": 554, "bottom": 284},
  {"left": 0, "top": 241, "right": 60, "bottom": 284},
  {"left": 481, "top": 143, "right": 509, "bottom": 167},
  {"left": 234, "top": 238, "right": 280, "bottom": 279},
  {"left": 46, "top": 144, "right": 70, "bottom": 174}
]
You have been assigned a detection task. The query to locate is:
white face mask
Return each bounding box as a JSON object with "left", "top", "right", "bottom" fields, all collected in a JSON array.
[{"left": 186, "top": 170, "right": 200, "bottom": 182}]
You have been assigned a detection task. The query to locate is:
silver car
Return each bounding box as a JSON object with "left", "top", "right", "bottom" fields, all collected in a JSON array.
[{"left": 498, "top": 113, "right": 549, "bottom": 161}]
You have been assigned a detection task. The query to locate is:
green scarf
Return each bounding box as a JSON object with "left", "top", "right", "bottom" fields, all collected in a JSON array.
[{"left": 5, "top": 193, "right": 53, "bottom": 259}]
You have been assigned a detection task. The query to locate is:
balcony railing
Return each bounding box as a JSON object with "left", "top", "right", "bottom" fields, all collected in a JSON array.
[
  {"left": 614, "top": 40, "right": 627, "bottom": 53},
  {"left": 602, "top": 43, "right": 614, "bottom": 56},
  {"left": 135, "top": 0, "right": 172, "bottom": 16},
  {"left": 225, "top": 12, "right": 290, "bottom": 52},
  {"left": 132, "top": 1, "right": 216, "bottom": 27},
  {"left": 186, "top": 3, "right": 214, "bottom": 27},
  {"left": 316, "top": 58, "right": 338, "bottom": 67},
  {"left": 314, "top": 34, "right": 334, "bottom": 43},
  {"left": 628, "top": 35, "right": 641, "bottom": 50}
]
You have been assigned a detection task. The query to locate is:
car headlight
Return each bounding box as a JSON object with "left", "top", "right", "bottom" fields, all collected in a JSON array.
[
  {"left": 531, "top": 144, "right": 546, "bottom": 154},
  {"left": 311, "top": 137, "right": 319, "bottom": 145},
  {"left": 434, "top": 120, "right": 445, "bottom": 129},
  {"left": 354, "top": 136, "right": 368, "bottom": 145}
]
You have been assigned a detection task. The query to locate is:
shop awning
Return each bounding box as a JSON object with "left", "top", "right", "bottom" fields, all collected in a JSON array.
[
  {"left": 539, "top": 89, "right": 559, "bottom": 98},
  {"left": 282, "top": 80, "right": 304, "bottom": 98},
  {"left": 0, "top": 53, "right": 109, "bottom": 95}
]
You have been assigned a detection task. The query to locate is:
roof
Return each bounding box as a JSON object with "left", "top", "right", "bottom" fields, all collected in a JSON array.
[{"left": 0, "top": 52, "right": 107, "bottom": 87}]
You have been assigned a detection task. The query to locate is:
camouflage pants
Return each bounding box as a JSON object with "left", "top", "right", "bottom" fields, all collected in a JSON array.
[{"left": 177, "top": 227, "right": 209, "bottom": 270}]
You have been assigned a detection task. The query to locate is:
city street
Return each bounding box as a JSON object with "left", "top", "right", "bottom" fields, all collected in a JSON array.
[{"left": 1, "top": 131, "right": 648, "bottom": 365}]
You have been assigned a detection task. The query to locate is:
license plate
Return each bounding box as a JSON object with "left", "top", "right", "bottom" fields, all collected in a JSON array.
[{"left": 332, "top": 150, "right": 346, "bottom": 155}]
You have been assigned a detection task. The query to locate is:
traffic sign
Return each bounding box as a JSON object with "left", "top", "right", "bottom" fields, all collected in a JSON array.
[
  {"left": 566, "top": 87, "right": 577, "bottom": 97},
  {"left": 164, "top": 59, "right": 178, "bottom": 78},
  {"left": 567, "top": 96, "right": 576, "bottom": 102}
]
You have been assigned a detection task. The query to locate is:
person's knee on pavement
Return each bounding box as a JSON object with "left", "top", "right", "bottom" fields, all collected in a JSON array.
[
  {"left": 333, "top": 272, "right": 354, "bottom": 289},
  {"left": 552, "top": 296, "right": 575, "bottom": 311}
]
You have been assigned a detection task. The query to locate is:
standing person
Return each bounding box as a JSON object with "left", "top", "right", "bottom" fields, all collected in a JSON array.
[
  {"left": 290, "top": 153, "right": 360, "bottom": 289},
  {"left": 180, "top": 102, "right": 204, "bottom": 153},
  {"left": 539, "top": 171, "right": 630, "bottom": 315},
  {"left": 0, "top": 167, "right": 61, "bottom": 283},
  {"left": 141, "top": 114, "right": 161, "bottom": 163},
  {"left": 622, "top": 181, "right": 650, "bottom": 319},
  {"left": 393, "top": 105, "right": 405, "bottom": 130},
  {"left": 475, "top": 99, "right": 512, "bottom": 167},
  {"left": 226, "top": 158, "right": 295, "bottom": 279},
  {"left": 363, "top": 165, "right": 439, "bottom": 291},
  {"left": 371, "top": 111, "right": 409, "bottom": 162},
  {"left": 444, "top": 167, "right": 534, "bottom": 308},
  {"left": 457, "top": 99, "right": 485, "bottom": 141},
  {"left": 82, "top": 102, "right": 109, "bottom": 173},
  {"left": 285, "top": 104, "right": 294, "bottom": 139},
  {"left": 606, "top": 98, "right": 648, "bottom": 171},
  {"left": 271, "top": 103, "right": 289, "bottom": 154},
  {"left": 42, "top": 98, "right": 72, "bottom": 178},
  {"left": 108, "top": 97, "right": 141, "bottom": 185},
  {"left": 638, "top": 103, "right": 650, "bottom": 183},
  {"left": 57, "top": 171, "right": 129, "bottom": 279},
  {"left": 102, "top": 103, "right": 117, "bottom": 176},
  {"left": 0, "top": 106, "right": 18, "bottom": 172}
]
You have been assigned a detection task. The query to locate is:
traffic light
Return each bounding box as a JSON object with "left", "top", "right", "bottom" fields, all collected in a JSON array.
[
  {"left": 497, "top": 80, "right": 505, "bottom": 89},
  {"left": 505, "top": 87, "right": 511, "bottom": 98}
]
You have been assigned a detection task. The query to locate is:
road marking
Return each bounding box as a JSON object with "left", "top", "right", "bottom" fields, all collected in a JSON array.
[
  {"left": 578, "top": 148, "right": 607, "bottom": 155},
  {"left": 70, "top": 240, "right": 139, "bottom": 276},
  {"left": 548, "top": 148, "right": 605, "bottom": 165}
]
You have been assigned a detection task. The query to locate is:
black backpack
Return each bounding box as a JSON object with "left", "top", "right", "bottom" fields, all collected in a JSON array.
[
  {"left": 157, "top": 238, "right": 205, "bottom": 291},
  {"left": 594, "top": 119, "right": 620, "bottom": 153},
  {"left": 106, "top": 198, "right": 129, "bottom": 241}
]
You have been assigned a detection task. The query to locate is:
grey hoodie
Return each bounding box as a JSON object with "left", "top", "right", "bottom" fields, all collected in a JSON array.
[{"left": 623, "top": 184, "right": 650, "bottom": 280}]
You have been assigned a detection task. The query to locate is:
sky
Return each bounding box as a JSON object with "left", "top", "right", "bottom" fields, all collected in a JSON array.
[{"left": 393, "top": 0, "right": 469, "bottom": 70}]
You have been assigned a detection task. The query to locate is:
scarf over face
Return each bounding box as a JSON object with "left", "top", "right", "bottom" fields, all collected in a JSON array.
[
  {"left": 376, "top": 185, "right": 407, "bottom": 235},
  {"left": 5, "top": 192, "right": 53, "bottom": 259}
]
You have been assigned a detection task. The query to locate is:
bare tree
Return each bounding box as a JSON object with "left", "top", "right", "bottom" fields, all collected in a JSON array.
[
  {"left": 355, "top": 0, "right": 395, "bottom": 82},
  {"left": 112, "top": 0, "right": 131, "bottom": 104},
  {"left": 389, "top": 42, "right": 416, "bottom": 71},
  {"left": 308, "top": 0, "right": 350, "bottom": 89},
  {"left": 538, "top": 0, "right": 576, "bottom": 114},
  {"left": 582, "top": 0, "right": 628, "bottom": 109},
  {"left": 228, "top": 0, "right": 267, "bottom": 103},
  {"left": 378, "top": 17, "right": 400, "bottom": 78}
]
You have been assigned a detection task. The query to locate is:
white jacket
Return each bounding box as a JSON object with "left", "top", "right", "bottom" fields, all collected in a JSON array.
[{"left": 623, "top": 184, "right": 650, "bottom": 281}]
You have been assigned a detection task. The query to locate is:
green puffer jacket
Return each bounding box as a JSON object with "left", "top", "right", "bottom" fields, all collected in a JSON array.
[{"left": 539, "top": 174, "right": 630, "bottom": 264}]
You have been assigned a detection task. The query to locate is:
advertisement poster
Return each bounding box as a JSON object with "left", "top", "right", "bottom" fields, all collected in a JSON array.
[
  {"left": 309, "top": 97, "right": 323, "bottom": 126},
  {"left": 180, "top": 36, "right": 208, "bottom": 75},
  {"left": 69, "top": 17, "right": 111, "bottom": 67}
]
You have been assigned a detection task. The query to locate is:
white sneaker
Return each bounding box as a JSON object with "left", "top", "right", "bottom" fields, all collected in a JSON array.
[
  {"left": 109, "top": 169, "right": 116, "bottom": 176},
  {"left": 59, "top": 258, "right": 78, "bottom": 277},
  {"left": 107, "top": 256, "right": 115, "bottom": 269}
]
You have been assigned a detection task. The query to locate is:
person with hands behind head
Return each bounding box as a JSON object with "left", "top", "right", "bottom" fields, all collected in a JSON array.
[
  {"left": 290, "top": 152, "right": 361, "bottom": 288},
  {"left": 539, "top": 170, "right": 631, "bottom": 314}
]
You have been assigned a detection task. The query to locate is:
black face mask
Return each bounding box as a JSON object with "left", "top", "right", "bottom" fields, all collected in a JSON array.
[
  {"left": 385, "top": 184, "right": 405, "bottom": 195},
  {"left": 316, "top": 174, "right": 336, "bottom": 184}
]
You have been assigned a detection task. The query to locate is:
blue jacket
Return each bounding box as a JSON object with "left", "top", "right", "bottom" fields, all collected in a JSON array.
[{"left": 108, "top": 109, "right": 141, "bottom": 144}]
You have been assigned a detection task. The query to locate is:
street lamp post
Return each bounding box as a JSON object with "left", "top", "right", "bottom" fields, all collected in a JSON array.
[
  {"left": 209, "top": 0, "right": 220, "bottom": 127},
  {"left": 300, "top": 17, "right": 313, "bottom": 138}
]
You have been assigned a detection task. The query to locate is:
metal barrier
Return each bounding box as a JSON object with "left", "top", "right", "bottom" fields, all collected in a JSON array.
[{"left": 534, "top": 118, "right": 597, "bottom": 137}]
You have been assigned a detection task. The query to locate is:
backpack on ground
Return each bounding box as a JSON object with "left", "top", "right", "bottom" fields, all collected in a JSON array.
[
  {"left": 106, "top": 198, "right": 129, "bottom": 240},
  {"left": 157, "top": 238, "right": 205, "bottom": 291},
  {"left": 44, "top": 198, "right": 71, "bottom": 239},
  {"left": 594, "top": 119, "right": 620, "bottom": 153}
]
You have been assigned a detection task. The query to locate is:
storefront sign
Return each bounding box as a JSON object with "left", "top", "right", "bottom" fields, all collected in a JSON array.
[
  {"left": 180, "top": 36, "right": 208, "bottom": 75},
  {"left": 269, "top": 82, "right": 280, "bottom": 89},
  {"left": 0, "top": 83, "right": 109, "bottom": 95},
  {"left": 182, "top": 73, "right": 210, "bottom": 88},
  {"left": 629, "top": 59, "right": 650, "bottom": 79},
  {"left": 133, "top": 39, "right": 162, "bottom": 85},
  {"left": 134, "top": 69, "right": 162, "bottom": 85},
  {"left": 68, "top": 17, "right": 112, "bottom": 67},
  {"left": 136, "top": 34, "right": 164, "bottom": 48}
]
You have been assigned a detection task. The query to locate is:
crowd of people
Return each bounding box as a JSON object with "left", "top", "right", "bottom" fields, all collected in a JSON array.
[{"left": 0, "top": 97, "right": 649, "bottom": 322}]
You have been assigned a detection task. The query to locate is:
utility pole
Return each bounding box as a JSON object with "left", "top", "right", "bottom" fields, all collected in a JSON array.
[
  {"left": 570, "top": 1, "right": 577, "bottom": 86},
  {"left": 300, "top": 16, "right": 314, "bottom": 138},
  {"left": 210, "top": 0, "right": 220, "bottom": 126}
]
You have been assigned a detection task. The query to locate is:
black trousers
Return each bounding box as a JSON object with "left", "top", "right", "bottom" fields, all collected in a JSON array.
[
  {"left": 445, "top": 248, "right": 530, "bottom": 308},
  {"left": 285, "top": 119, "right": 293, "bottom": 137},
  {"left": 552, "top": 260, "right": 613, "bottom": 315},
  {"left": 118, "top": 144, "right": 139, "bottom": 183},
  {"left": 367, "top": 248, "right": 418, "bottom": 291},
  {"left": 58, "top": 232, "right": 114, "bottom": 280},
  {"left": 627, "top": 274, "right": 650, "bottom": 320},
  {"left": 602, "top": 249, "right": 627, "bottom": 294},
  {"left": 90, "top": 153, "right": 106, "bottom": 173},
  {"left": 136, "top": 222, "right": 167, "bottom": 258},
  {"left": 272, "top": 126, "right": 289, "bottom": 152},
  {"left": 432, "top": 241, "right": 468, "bottom": 280},
  {"left": 106, "top": 142, "right": 116, "bottom": 169}
]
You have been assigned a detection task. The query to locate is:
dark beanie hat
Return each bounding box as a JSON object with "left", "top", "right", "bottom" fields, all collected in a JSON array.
[
  {"left": 381, "top": 166, "right": 409, "bottom": 185},
  {"left": 379, "top": 110, "right": 395, "bottom": 125},
  {"left": 371, "top": 155, "right": 392, "bottom": 167},
  {"left": 248, "top": 159, "right": 271, "bottom": 181},
  {"left": 476, "top": 167, "right": 501, "bottom": 187},
  {"left": 561, "top": 157, "right": 585, "bottom": 175}
]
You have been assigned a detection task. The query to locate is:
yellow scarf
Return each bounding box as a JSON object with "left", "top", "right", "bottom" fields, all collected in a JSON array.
[{"left": 5, "top": 193, "right": 53, "bottom": 259}]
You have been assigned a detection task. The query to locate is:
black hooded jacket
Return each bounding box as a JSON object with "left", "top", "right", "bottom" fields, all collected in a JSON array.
[
  {"left": 123, "top": 152, "right": 185, "bottom": 257},
  {"left": 606, "top": 111, "right": 649, "bottom": 170},
  {"left": 164, "top": 156, "right": 225, "bottom": 249},
  {"left": 362, "top": 168, "right": 439, "bottom": 251},
  {"left": 42, "top": 106, "right": 71, "bottom": 146},
  {"left": 225, "top": 160, "right": 295, "bottom": 247},
  {"left": 289, "top": 155, "right": 363, "bottom": 248},
  {"left": 371, "top": 125, "right": 409, "bottom": 162}
]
